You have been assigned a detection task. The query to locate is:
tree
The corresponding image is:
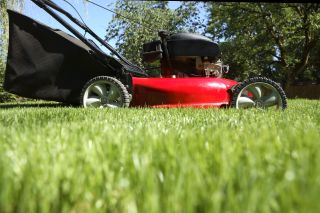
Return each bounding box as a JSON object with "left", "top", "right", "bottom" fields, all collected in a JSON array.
[
  {"left": 105, "top": 0, "right": 202, "bottom": 75},
  {"left": 1, "top": 0, "right": 23, "bottom": 100},
  {"left": 207, "top": 3, "right": 320, "bottom": 86},
  {"left": 1, "top": 0, "right": 24, "bottom": 59}
]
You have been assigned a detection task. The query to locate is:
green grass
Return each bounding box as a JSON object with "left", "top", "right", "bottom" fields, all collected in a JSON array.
[{"left": 0, "top": 99, "right": 319, "bottom": 213}]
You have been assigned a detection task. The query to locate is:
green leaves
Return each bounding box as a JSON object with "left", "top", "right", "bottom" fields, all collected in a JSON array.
[
  {"left": 1, "top": 0, "right": 24, "bottom": 95},
  {"left": 105, "top": 0, "right": 201, "bottom": 72},
  {"left": 0, "top": 0, "right": 23, "bottom": 58},
  {"left": 207, "top": 3, "right": 320, "bottom": 84}
]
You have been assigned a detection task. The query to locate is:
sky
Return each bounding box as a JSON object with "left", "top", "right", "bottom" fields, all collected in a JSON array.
[{"left": 22, "top": 0, "right": 183, "bottom": 51}]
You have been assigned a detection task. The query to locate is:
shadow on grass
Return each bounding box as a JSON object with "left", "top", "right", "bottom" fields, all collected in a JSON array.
[{"left": 0, "top": 102, "right": 79, "bottom": 109}]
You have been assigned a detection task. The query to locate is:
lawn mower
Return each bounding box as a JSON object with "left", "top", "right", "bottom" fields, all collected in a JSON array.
[{"left": 3, "top": 0, "right": 287, "bottom": 109}]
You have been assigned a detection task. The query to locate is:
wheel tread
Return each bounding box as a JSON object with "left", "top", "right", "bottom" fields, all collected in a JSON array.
[
  {"left": 231, "top": 77, "right": 287, "bottom": 109},
  {"left": 80, "top": 76, "right": 130, "bottom": 108}
]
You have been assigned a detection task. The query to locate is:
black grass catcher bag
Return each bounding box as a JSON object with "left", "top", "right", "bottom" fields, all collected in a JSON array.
[{"left": 4, "top": 10, "right": 122, "bottom": 104}]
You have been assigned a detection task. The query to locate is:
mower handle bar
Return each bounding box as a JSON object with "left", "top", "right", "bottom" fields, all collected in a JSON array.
[{"left": 30, "top": 0, "right": 146, "bottom": 76}]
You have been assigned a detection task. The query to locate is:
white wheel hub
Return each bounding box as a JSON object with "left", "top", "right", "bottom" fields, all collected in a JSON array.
[
  {"left": 236, "top": 82, "right": 282, "bottom": 109},
  {"left": 83, "top": 80, "right": 123, "bottom": 108}
]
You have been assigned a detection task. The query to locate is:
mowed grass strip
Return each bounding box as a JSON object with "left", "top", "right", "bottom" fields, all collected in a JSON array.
[{"left": 0, "top": 99, "right": 319, "bottom": 213}]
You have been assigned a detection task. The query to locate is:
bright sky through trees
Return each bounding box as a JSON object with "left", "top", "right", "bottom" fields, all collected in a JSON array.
[{"left": 23, "top": 0, "right": 184, "bottom": 47}]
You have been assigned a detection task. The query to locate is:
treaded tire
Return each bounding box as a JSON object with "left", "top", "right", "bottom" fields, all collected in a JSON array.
[
  {"left": 80, "top": 76, "right": 130, "bottom": 108},
  {"left": 231, "top": 77, "right": 287, "bottom": 110}
]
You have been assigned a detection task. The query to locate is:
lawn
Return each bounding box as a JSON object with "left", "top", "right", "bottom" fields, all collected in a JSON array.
[{"left": 0, "top": 99, "right": 319, "bottom": 213}]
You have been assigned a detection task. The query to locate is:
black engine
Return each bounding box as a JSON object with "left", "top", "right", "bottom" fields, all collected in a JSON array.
[{"left": 142, "top": 31, "right": 225, "bottom": 77}]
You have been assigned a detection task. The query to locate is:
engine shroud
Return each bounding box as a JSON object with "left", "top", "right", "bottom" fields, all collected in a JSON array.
[{"left": 142, "top": 32, "right": 222, "bottom": 77}]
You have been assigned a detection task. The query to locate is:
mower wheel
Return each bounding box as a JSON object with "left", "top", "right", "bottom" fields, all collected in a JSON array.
[
  {"left": 231, "top": 77, "right": 287, "bottom": 110},
  {"left": 80, "top": 76, "right": 130, "bottom": 108}
]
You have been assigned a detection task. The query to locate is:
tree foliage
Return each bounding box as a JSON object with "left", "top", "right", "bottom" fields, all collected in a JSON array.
[
  {"left": 0, "top": 0, "right": 23, "bottom": 59},
  {"left": 1, "top": 0, "right": 23, "bottom": 99},
  {"left": 207, "top": 3, "right": 320, "bottom": 84},
  {"left": 105, "top": 0, "right": 202, "bottom": 71}
]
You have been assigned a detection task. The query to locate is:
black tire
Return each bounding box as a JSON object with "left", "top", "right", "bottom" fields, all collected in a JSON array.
[
  {"left": 80, "top": 76, "right": 130, "bottom": 108},
  {"left": 231, "top": 77, "right": 287, "bottom": 110}
]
